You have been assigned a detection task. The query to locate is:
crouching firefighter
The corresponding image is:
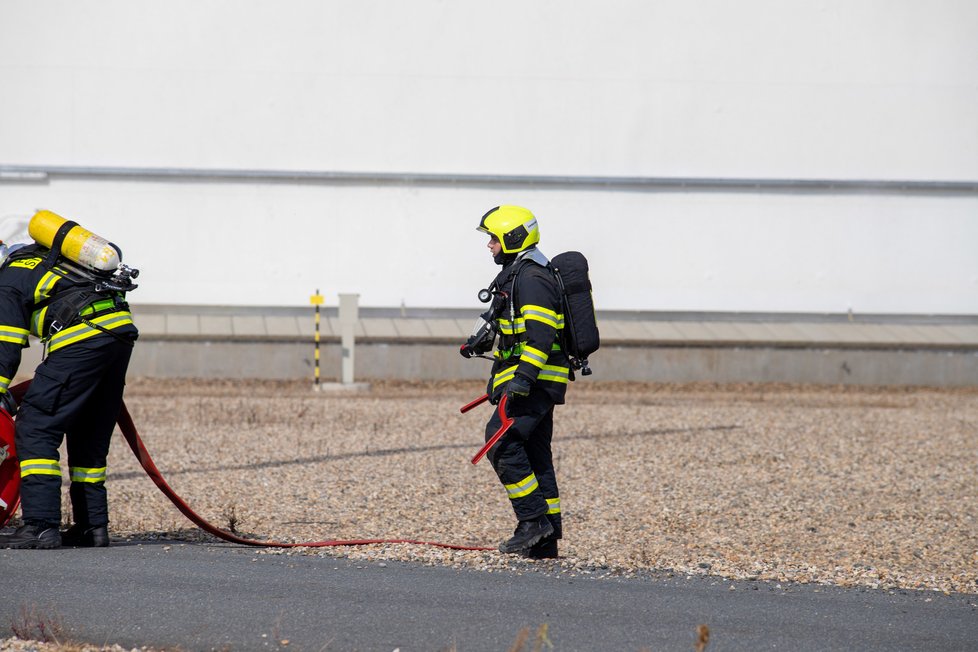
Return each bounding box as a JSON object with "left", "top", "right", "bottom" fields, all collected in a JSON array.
[
  {"left": 0, "top": 210, "right": 139, "bottom": 549},
  {"left": 461, "top": 205, "right": 569, "bottom": 558}
]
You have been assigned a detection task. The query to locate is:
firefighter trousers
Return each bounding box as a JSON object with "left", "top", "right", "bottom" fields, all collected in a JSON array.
[
  {"left": 485, "top": 389, "right": 562, "bottom": 538},
  {"left": 16, "top": 334, "right": 134, "bottom": 528}
]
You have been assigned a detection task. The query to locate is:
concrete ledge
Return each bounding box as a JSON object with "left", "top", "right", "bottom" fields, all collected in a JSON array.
[
  {"left": 125, "top": 339, "right": 978, "bottom": 387},
  {"left": 312, "top": 382, "right": 371, "bottom": 393},
  {"left": 128, "top": 305, "right": 978, "bottom": 350},
  {"left": 119, "top": 305, "right": 978, "bottom": 387}
]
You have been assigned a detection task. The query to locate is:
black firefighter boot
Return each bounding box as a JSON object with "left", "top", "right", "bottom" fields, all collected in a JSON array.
[
  {"left": 62, "top": 523, "right": 110, "bottom": 548},
  {"left": 498, "top": 514, "right": 554, "bottom": 554},
  {"left": 522, "top": 513, "right": 560, "bottom": 559},
  {"left": 0, "top": 523, "right": 62, "bottom": 549},
  {"left": 521, "top": 534, "right": 558, "bottom": 559}
]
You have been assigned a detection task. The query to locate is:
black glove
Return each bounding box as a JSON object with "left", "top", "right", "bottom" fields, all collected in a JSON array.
[
  {"left": 0, "top": 391, "right": 17, "bottom": 417},
  {"left": 506, "top": 373, "right": 533, "bottom": 399}
]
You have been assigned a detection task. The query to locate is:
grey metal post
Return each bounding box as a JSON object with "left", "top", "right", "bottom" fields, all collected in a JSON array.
[{"left": 338, "top": 293, "right": 359, "bottom": 385}]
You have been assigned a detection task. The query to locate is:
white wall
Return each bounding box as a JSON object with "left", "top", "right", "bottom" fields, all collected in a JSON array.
[
  {"left": 1, "top": 1, "right": 976, "bottom": 313},
  {"left": 2, "top": 182, "right": 975, "bottom": 314}
]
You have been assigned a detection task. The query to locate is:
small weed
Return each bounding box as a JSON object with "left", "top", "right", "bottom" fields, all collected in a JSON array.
[
  {"left": 508, "top": 623, "right": 553, "bottom": 652},
  {"left": 10, "top": 604, "right": 65, "bottom": 645},
  {"left": 61, "top": 494, "right": 72, "bottom": 528},
  {"left": 532, "top": 623, "right": 553, "bottom": 651},
  {"left": 695, "top": 623, "right": 710, "bottom": 651},
  {"left": 508, "top": 627, "right": 529, "bottom": 652},
  {"left": 222, "top": 503, "right": 239, "bottom": 533}
]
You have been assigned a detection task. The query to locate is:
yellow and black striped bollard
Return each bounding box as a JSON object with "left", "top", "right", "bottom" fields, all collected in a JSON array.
[{"left": 310, "top": 289, "right": 324, "bottom": 390}]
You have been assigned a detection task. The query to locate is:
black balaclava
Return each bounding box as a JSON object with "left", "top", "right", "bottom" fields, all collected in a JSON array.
[{"left": 494, "top": 250, "right": 517, "bottom": 266}]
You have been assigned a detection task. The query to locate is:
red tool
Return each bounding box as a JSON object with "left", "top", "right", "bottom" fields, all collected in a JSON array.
[
  {"left": 466, "top": 394, "right": 514, "bottom": 465},
  {"left": 460, "top": 393, "right": 490, "bottom": 413}
]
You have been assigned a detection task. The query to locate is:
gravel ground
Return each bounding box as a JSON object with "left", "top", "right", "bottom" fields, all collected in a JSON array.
[{"left": 6, "top": 378, "right": 978, "bottom": 597}]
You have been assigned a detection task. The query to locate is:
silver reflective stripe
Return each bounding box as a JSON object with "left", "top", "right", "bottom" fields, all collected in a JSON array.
[
  {"left": 0, "top": 326, "right": 29, "bottom": 345},
  {"left": 20, "top": 459, "right": 62, "bottom": 477},
  {"left": 70, "top": 466, "right": 107, "bottom": 483},
  {"left": 505, "top": 473, "right": 539, "bottom": 499},
  {"left": 521, "top": 347, "right": 547, "bottom": 367},
  {"left": 538, "top": 365, "right": 570, "bottom": 384}
]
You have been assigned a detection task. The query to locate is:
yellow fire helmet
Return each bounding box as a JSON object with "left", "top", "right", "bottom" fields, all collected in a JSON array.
[{"left": 477, "top": 205, "right": 540, "bottom": 254}]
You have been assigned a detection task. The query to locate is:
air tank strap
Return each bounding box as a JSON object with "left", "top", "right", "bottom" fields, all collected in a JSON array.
[{"left": 43, "top": 220, "right": 78, "bottom": 269}]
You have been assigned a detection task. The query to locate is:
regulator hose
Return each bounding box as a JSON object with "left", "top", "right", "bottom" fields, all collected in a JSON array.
[{"left": 11, "top": 380, "right": 494, "bottom": 551}]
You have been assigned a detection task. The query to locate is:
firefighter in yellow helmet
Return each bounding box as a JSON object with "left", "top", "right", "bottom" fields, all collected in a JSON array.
[{"left": 463, "top": 205, "right": 570, "bottom": 558}]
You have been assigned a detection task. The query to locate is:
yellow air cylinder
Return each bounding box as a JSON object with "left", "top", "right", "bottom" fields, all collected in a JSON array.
[{"left": 28, "top": 210, "right": 122, "bottom": 273}]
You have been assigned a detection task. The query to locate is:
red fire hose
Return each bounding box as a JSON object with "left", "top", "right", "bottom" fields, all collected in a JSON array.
[{"left": 7, "top": 380, "right": 495, "bottom": 551}]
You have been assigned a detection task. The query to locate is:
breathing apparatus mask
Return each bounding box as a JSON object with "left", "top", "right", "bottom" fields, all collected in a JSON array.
[
  {"left": 459, "top": 287, "right": 508, "bottom": 359},
  {"left": 0, "top": 214, "right": 30, "bottom": 268},
  {"left": 0, "top": 242, "right": 27, "bottom": 268}
]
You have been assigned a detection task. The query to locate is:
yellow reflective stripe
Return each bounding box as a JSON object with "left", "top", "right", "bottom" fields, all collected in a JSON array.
[
  {"left": 33, "top": 270, "right": 60, "bottom": 305},
  {"left": 20, "top": 458, "right": 62, "bottom": 478},
  {"left": 546, "top": 497, "right": 561, "bottom": 514},
  {"left": 32, "top": 306, "right": 48, "bottom": 338},
  {"left": 522, "top": 304, "right": 558, "bottom": 320},
  {"left": 0, "top": 376, "right": 10, "bottom": 393},
  {"left": 522, "top": 304, "right": 560, "bottom": 329},
  {"left": 70, "top": 466, "right": 107, "bottom": 483},
  {"left": 497, "top": 318, "right": 526, "bottom": 335},
  {"left": 538, "top": 364, "right": 570, "bottom": 384},
  {"left": 47, "top": 311, "right": 133, "bottom": 354},
  {"left": 492, "top": 365, "right": 519, "bottom": 390},
  {"left": 0, "top": 325, "right": 29, "bottom": 345},
  {"left": 505, "top": 473, "right": 539, "bottom": 499},
  {"left": 521, "top": 344, "right": 548, "bottom": 369}
]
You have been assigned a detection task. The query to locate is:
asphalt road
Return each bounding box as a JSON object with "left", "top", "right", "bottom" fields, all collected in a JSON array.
[{"left": 1, "top": 540, "right": 975, "bottom": 652}]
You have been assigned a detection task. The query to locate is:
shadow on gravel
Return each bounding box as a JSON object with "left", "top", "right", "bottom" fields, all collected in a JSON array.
[{"left": 112, "top": 424, "right": 740, "bottom": 480}]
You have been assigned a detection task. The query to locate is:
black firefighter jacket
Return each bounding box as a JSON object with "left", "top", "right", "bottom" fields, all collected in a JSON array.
[{"left": 488, "top": 254, "right": 570, "bottom": 404}]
